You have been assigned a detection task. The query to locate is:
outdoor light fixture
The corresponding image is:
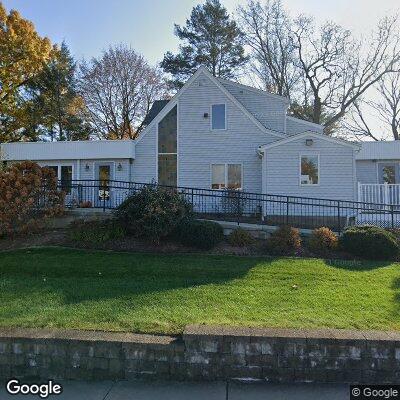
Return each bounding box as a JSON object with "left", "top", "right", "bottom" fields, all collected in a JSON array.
[
  {"left": 117, "top": 163, "right": 123, "bottom": 171},
  {"left": 305, "top": 139, "right": 314, "bottom": 146},
  {"left": 203, "top": 112, "right": 209, "bottom": 118},
  {"left": 85, "top": 163, "right": 90, "bottom": 171}
]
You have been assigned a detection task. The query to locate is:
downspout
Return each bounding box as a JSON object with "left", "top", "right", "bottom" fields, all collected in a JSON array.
[{"left": 258, "top": 146, "right": 267, "bottom": 220}]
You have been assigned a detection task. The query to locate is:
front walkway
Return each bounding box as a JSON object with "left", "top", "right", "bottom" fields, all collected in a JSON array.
[{"left": 0, "top": 380, "right": 348, "bottom": 399}]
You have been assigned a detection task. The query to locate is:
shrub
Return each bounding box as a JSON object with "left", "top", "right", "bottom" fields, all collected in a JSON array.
[
  {"left": 115, "top": 185, "right": 192, "bottom": 243},
  {"left": 308, "top": 227, "right": 338, "bottom": 255},
  {"left": 0, "top": 161, "right": 64, "bottom": 237},
  {"left": 176, "top": 220, "right": 224, "bottom": 250},
  {"left": 266, "top": 225, "right": 301, "bottom": 255},
  {"left": 339, "top": 225, "right": 399, "bottom": 260},
  {"left": 68, "top": 219, "right": 125, "bottom": 244},
  {"left": 228, "top": 228, "right": 255, "bottom": 247}
]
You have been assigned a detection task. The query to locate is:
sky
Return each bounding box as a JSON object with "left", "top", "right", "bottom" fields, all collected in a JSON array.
[
  {"left": 3, "top": 0, "right": 400, "bottom": 138},
  {"left": 3, "top": 0, "right": 399, "bottom": 65}
]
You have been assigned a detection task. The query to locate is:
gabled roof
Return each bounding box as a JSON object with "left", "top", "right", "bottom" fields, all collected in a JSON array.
[
  {"left": 258, "top": 131, "right": 360, "bottom": 151},
  {"left": 217, "top": 77, "right": 290, "bottom": 104},
  {"left": 135, "top": 66, "right": 287, "bottom": 144},
  {"left": 286, "top": 116, "right": 324, "bottom": 131}
]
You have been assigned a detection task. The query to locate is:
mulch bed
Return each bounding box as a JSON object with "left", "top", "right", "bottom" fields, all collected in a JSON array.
[{"left": 0, "top": 229, "right": 264, "bottom": 256}]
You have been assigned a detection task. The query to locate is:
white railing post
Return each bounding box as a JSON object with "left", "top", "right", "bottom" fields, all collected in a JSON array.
[
  {"left": 358, "top": 182, "right": 362, "bottom": 202},
  {"left": 384, "top": 183, "right": 389, "bottom": 206}
]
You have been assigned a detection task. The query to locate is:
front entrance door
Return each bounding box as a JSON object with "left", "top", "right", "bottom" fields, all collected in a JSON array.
[{"left": 95, "top": 163, "right": 114, "bottom": 208}]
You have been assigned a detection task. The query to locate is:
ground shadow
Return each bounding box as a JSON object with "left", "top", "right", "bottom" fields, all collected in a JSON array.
[{"left": 324, "top": 257, "right": 393, "bottom": 271}]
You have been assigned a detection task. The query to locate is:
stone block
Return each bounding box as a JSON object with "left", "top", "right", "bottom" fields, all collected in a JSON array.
[
  {"left": 93, "top": 342, "right": 121, "bottom": 359},
  {"left": 224, "top": 365, "right": 262, "bottom": 380},
  {"left": 279, "top": 355, "right": 310, "bottom": 369},
  {"left": 245, "top": 342, "right": 262, "bottom": 356},
  {"left": 231, "top": 341, "right": 246, "bottom": 355},
  {"left": 0, "top": 342, "right": 10, "bottom": 354},
  {"left": 262, "top": 367, "right": 294, "bottom": 382},
  {"left": 12, "top": 343, "right": 23, "bottom": 354}
]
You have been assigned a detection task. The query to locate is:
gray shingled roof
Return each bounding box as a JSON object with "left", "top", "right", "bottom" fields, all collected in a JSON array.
[{"left": 142, "top": 100, "right": 169, "bottom": 126}]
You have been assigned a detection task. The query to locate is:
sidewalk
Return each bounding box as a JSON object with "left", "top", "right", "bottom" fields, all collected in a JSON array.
[{"left": 0, "top": 380, "right": 349, "bottom": 399}]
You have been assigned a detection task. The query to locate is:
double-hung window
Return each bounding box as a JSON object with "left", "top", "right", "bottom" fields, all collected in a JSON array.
[
  {"left": 211, "top": 104, "right": 226, "bottom": 130},
  {"left": 211, "top": 164, "right": 242, "bottom": 190},
  {"left": 300, "top": 154, "right": 319, "bottom": 185}
]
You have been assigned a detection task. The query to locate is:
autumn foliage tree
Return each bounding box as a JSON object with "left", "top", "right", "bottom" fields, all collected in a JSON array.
[
  {"left": 0, "top": 161, "right": 64, "bottom": 236},
  {"left": 0, "top": 2, "right": 53, "bottom": 141}
]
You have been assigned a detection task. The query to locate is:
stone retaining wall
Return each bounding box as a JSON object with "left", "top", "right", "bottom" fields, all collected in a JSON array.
[{"left": 0, "top": 326, "right": 399, "bottom": 383}]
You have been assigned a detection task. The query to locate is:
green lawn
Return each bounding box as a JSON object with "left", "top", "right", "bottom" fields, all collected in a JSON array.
[{"left": 0, "top": 247, "right": 399, "bottom": 334}]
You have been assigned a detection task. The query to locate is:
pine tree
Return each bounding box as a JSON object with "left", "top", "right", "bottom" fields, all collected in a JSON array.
[
  {"left": 29, "top": 42, "right": 91, "bottom": 141},
  {"left": 161, "top": 0, "right": 248, "bottom": 89}
]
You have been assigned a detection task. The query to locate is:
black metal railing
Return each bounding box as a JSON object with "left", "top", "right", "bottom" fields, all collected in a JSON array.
[{"left": 57, "top": 179, "right": 400, "bottom": 233}]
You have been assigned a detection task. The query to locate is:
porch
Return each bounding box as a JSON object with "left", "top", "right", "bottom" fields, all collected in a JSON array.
[{"left": 358, "top": 183, "right": 400, "bottom": 205}]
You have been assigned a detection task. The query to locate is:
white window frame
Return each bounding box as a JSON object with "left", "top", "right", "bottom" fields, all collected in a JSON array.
[
  {"left": 44, "top": 163, "right": 74, "bottom": 181},
  {"left": 210, "top": 163, "right": 243, "bottom": 190},
  {"left": 299, "top": 153, "right": 320, "bottom": 186},
  {"left": 210, "top": 103, "right": 227, "bottom": 131}
]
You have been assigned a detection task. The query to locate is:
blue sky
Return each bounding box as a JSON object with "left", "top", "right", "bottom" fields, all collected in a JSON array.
[{"left": 3, "top": 0, "right": 399, "bottom": 65}]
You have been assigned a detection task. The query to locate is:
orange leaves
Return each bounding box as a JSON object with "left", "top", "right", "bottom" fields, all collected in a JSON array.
[{"left": 0, "top": 161, "right": 64, "bottom": 237}]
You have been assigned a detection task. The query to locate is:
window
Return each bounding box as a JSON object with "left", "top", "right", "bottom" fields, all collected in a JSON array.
[
  {"left": 45, "top": 165, "right": 73, "bottom": 194},
  {"left": 211, "top": 104, "right": 226, "bottom": 130},
  {"left": 211, "top": 164, "right": 225, "bottom": 189},
  {"left": 300, "top": 155, "right": 319, "bottom": 185},
  {"left": 211, "top": 164, "right": 242, "bottom": 190},
  {"left": 158, "top": 154, "right": 177, "bottom": 187},
  {"left": 381, "top": 165, "right": 397, "bottom": 184},
  {"left": 47, "top": 166, "right": 59, "bottom": 179},
  {"left": 61, "top": 166, "right": 73, "bottom": 194},
  {"left": 158, "top": 106, "right": 177, "bottom": 186}
]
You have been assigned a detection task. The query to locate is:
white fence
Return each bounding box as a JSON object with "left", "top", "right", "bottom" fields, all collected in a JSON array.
[{"left": 358, "top": 183, "right": 400, "bottom": 205}]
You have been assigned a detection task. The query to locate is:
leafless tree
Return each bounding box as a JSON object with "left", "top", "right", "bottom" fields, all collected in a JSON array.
[
  {"left": 292, "top": 15, "right": 400, "bottom": 134},
  {"left": 238, "top": 0, "right": 400, "bottom": 135},
  {"left": 238, "top": 0, "right": 299, "bottom": 98},
  {"left": 344, "top": 72, "right": 400, "bottom": 141},
  {"left": 78, "top": 45, "right": 169, "bottom": 140}
]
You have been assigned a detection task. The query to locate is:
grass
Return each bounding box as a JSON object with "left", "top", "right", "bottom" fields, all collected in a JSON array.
[{"left": 0, "top": 247, "right": 399, "bottom": 335}]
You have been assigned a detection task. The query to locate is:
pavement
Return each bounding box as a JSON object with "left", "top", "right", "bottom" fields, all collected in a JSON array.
[{"left": 0, "top": 379, "right": 350, "bottom": 399}]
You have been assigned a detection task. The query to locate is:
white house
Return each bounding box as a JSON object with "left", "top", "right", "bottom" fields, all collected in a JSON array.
[
  {"left": 0, "top": 68, "right": 359, "bottom": 196},
  {"left": 0, "top": 66, "right": 398, "bottom": 208}
]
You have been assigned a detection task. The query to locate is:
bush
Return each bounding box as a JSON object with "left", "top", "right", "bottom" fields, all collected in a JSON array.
[
  {"left": 308, "top": 227, "right": 338, "bottom": 255},
  {"left": 266, "top": 225, "right": 301, "bottom": 255},
  {"left": 115, "top": 185, "right": 192, "bottom": 243},
  {"left": 68, "top": 219, "right": 125, "bottom": 244},
  {"left": 339, "top": 225, "right": 399, "bottom": 260},
  {"left": 228, "top": 228, "right": 255, "bottom": 247},
  {"left": 0, "top": 161, "right": 64, "bottom": 237},
  {"left": 176, "top": 220, "right": 224, "bottom": 250}
]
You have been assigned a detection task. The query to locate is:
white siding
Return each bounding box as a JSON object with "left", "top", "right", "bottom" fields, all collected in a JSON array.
[
  {"left": 78, "top": 159, "right": 131, "bottom": 181},
  {"left": 356, "top": 160, "right": 377, "bottom": 184},
  {"left": 178, "top": 72, "right": 277, "bottom": 192},
  {"left": 1, "top": 140, "right": 135, "bottom": 161},
  {"left": 132, "top": 125, "right": 157, "bottom": 183},
  {"left": 266, "top": 136, "right": 356, "bottom": 200},
  {"left": 356, "top": 141, "right": 400, "bottom": 160},
  {"left": 220, "top": 79, "right": 287, "bottom": 133},
  {"left": 286, "top": 117, "right": 324, "bottom": 135}
]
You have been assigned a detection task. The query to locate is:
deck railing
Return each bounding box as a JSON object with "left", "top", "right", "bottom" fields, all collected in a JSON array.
[
  {"left": 358, "top": 183, "right": 400, "bottom": 205},
  {"left": 56, "top": 180, "right": 400, "bottom": 233}
]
